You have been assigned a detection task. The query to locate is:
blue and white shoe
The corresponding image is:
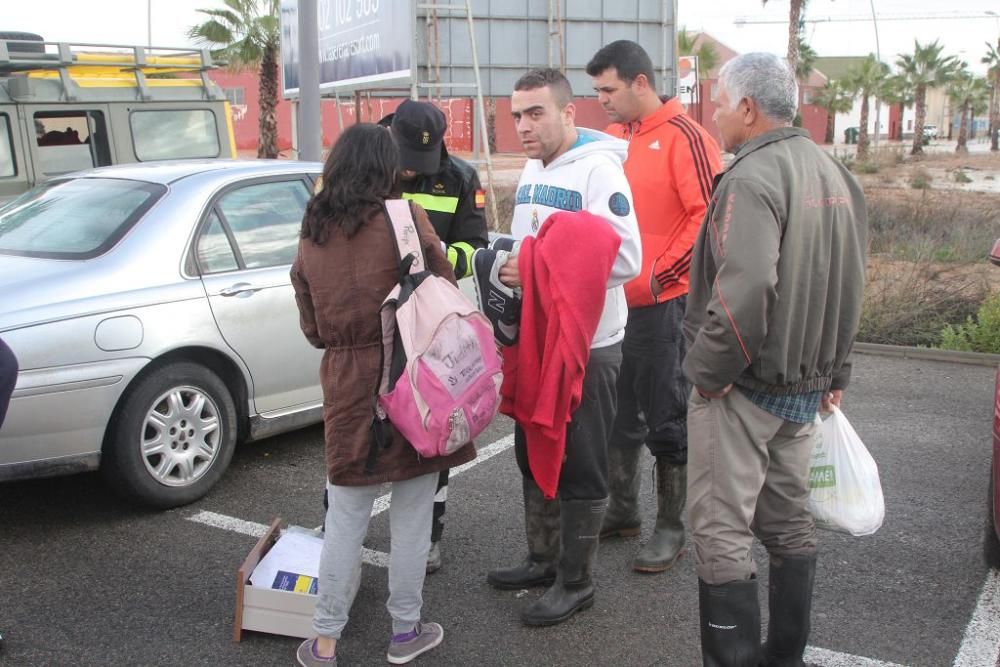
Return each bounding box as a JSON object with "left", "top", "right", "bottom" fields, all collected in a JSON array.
[{"left": 471, "top": 245, "right": 521, "bottom": 346}]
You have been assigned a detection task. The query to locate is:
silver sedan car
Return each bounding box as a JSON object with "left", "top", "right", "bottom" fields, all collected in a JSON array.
[{"left": 0, "top": 160, "right": 327, "bottom": 507}]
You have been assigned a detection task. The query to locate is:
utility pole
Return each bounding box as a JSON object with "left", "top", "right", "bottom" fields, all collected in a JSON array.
[
  {"left": 297, "top": 0, "right": 322, "bottom": 162},
  {"left": 870, "top": 0, "right": 881, "bottom": 155}
]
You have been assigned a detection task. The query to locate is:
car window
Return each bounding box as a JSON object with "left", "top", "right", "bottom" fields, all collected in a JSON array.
[
  {"left": 196, "top": 210, "right": 239, "bottom": 274},
  {"left": 130, "top": 109, "right": 220, "bottom": 161},
  {"left": 216, "top": 180, "right": 308, "bottom": 269},
  {"left": 0, "top": 113, "right": 15, "bottom": 177},
  {"left": 0, "top": 178, "right": 165, "bottom": 259},
  {"left": 33, "top": 110, "right": 112, "bottom": 175}
]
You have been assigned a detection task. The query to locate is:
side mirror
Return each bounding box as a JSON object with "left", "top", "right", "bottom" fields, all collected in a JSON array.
[{"left": 991, "top": 239, "right": 1000, "bottom": 267}]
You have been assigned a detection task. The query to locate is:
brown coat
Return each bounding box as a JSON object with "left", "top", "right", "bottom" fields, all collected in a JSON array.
[{"left": 291, "top": 202, "right": 476, "bottom": 485}]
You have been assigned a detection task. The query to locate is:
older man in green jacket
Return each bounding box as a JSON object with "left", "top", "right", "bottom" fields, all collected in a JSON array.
[{"left": 683, "top": 52, "right": 868, "bottom": 666}]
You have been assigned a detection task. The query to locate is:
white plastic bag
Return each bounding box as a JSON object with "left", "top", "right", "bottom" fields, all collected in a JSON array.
[{"left": 807, "top": 406, "right": 885, "bottom": 536}]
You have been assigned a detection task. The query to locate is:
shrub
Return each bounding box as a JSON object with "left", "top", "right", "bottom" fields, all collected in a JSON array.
[
  {"left": 866, "top": 189, "right": 1000, "bottom": 264},
  {"left": 859, "top": 257, "right": 985, "bottom": 347},
  {"left": 938, "top": 292, "right": 1000, "bottom": 353},
  {"left": 953, "top": 170, "right": 973, "bottom": 184},
  {"left": 856, "top": 162, "right": 880, "bottom": 174},
  {"left": 909, "top": 169, "right": 932, "bottom": 189}
]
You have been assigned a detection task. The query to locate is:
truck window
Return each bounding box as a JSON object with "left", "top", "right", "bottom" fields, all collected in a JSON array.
[
  {"left": 33, "top": 110, "right": 112, "bottom": 176},
  {"left": 130, "top": 109, "right": 220, "bottom": 161},
  {"left": 0, "top": 114, "right": 14, "bottom": 177}
]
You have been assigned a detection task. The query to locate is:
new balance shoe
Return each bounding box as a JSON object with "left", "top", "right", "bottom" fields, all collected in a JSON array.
[
  {"left": 471, "top": 246, "right": 521, "bottom": 346},
  {"left": 386, "top": 622, "right": 444, "bottom": 664},
  {"left": 489, "top": 235, "right": 518, "bottom": 253}
]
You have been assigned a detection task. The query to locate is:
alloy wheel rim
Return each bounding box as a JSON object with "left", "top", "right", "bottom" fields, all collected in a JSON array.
[{"left": 140, "top": 385, "right": 221, "bottom": 487}]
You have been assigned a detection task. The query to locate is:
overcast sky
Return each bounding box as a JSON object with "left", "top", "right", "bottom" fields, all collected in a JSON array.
[{"left": 6, "top": 0, "right": 998, "bottom": 76}]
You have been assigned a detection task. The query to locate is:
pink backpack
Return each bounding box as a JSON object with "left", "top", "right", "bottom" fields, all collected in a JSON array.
[{"left": 375, "top": 199, "right": 502, "bottom": 458}]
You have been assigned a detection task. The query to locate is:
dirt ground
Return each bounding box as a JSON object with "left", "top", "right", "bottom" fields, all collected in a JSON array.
[{"left": 854, "top": 151, "right": 1000, "bottom": 195}]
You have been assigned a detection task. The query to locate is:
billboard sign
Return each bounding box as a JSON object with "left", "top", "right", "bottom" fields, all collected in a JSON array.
[
  {"left": 677, "top": 55, "right": 699, "bottom": 105},
  {"left": 281, "top": 0, "right": 413, "bottom": 97}
]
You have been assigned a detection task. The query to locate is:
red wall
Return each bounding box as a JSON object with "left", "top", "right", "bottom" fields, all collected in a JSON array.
[{"left": 209, "top": 70, "right": 475, "bottom": 153}]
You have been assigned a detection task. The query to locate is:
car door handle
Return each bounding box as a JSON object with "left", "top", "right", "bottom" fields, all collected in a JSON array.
[{"left": 219, "top": 283, "right": 262, "bottom": 297}]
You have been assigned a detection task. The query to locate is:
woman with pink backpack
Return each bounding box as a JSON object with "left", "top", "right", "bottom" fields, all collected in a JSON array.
[{"left": 290, "top": 123, "right": 476, "bottom": 666}]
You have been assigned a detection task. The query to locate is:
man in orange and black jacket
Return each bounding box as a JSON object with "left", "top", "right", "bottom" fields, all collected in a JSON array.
[{"left": 587, "top": 40, "right": 722, "bottom": 574}]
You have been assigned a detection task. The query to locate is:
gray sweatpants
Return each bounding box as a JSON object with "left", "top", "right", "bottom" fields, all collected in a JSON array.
[
  {"left": 313, "top": 472, "right": 439, "bottom": 638},
  {"left": 687, "top": 388, "right": 818, "bottom": 585}
]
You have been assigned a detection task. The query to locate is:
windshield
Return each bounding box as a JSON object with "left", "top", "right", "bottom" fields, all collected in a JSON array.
[{"left": 0, "top": 178, "right": 166, "bottom": 259}]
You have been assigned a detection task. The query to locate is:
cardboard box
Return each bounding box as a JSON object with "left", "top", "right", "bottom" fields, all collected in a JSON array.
[{"left": 234, "top": 517, "right": 318, "bottom": 641}]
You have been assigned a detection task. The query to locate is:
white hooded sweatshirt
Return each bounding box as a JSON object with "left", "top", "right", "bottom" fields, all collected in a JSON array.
[{"left": 510, "top": 128, "right": 642, "bottom": 349}]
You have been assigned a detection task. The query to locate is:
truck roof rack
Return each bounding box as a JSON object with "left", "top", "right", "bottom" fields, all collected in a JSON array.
[{"left": 0, "top": 39, "right": 223, "bottom": 102}]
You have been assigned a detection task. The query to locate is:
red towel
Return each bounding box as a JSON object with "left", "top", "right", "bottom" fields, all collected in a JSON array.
[{"left": 499, "top": 211, "right": 622, "bottom": 499}]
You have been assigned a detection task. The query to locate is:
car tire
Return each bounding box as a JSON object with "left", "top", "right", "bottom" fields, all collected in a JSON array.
[
  {"left": 986, "top": 471, "right": 1000, "bottom": 569},
  {"left": 102, "top": 361, "right": 238, "bottom": 509}
]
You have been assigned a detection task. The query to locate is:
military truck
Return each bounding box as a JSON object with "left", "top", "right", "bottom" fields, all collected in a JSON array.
[{"left": 0, "top": 32, "right": 237, "bottom": 201}]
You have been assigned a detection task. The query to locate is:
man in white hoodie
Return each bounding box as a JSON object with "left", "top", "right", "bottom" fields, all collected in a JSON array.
[{"left": 486, "top": 68, "right": 642, "bottom": 627}]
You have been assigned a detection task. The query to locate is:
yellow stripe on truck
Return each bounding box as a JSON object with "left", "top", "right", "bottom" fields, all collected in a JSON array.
[
  {"left": 402, "top": 192, "right": 459, "bottom": 214},
  {"left": 223, "top": 101, "right": 237, "bottom": 158}
]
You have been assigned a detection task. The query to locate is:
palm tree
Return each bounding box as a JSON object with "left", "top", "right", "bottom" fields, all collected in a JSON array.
[
  {"left": 796, "top": 38, "right": 817, "bottom": 82},
  {"left": 896, "top": 40, "right": 960, "bottom": 156},
  {"left": 948, "top": 72, "right": 992, "bottom": 152},
  {"left": 678, "top": 28, "right": 719, "bottom": 75},
  {"left": 812, "top": 80, "right": 854, "bottom": 144},
  {"left": 983, "top": 40, "right": 1000, "bottom": 152},
  {"left": 190, "top": 0, "right": 281, "bottom": 159},
  {"left": 762, "top": 0, "right": 808, "bottom": 72},
  {"left": 844, "top": 55, "right": 890, "bottom": 161}
]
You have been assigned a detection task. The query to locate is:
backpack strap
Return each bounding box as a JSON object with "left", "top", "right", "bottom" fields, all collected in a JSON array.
[
  {"left": 384, "top": 199, "right": 426, "bottom": 278},
  {"left": 366, "top": 199, "right": 423, "bottom": 475}
]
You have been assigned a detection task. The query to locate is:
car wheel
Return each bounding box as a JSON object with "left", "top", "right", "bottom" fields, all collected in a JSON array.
[
  {"left": 102, "top": 361, "right": 238, "bottom": 509},
  {"left": 986, "top": 472, "right": 1000, "bottom": 569}
]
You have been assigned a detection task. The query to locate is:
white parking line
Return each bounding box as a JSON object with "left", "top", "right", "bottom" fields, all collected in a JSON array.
[
  {"left": 804, "top": 646, "right": 906, "bottom": 667},
  {"left": 369, "top": 434, "right": 514, "bottom": 518},
  {"left": 188, "top": 433, "right": 516, "bottom": 567},
  {"left": 186, "top": 510, "right": 392, "bottom": 567},
  {"left": 187, "top": 510, "right": 270, "bottom": 538},
  {"left": 953, "top": 569, "right": 1000, "bottom": 667}
]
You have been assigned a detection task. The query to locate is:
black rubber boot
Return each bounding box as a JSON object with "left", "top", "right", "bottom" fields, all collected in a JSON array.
[
  {"left": 763, "top": 554, "right": 817, "bottom": 667},
  {"left": 699, "top": 578, "right": 762, "bottom": 667},
  {"left": 487, "top": 479, "right": 561, "bottom": 590},
  {"left": 600, "top": 444, "right": 642, "bottom": 539},
  {"left": 634, "top": 459, "right": 687, "bottom": 572},
  {"left": 521, "top": 498, "right": 607, "bottom": 626}
]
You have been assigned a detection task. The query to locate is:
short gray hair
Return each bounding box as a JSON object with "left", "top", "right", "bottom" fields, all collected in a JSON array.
[{"left": 718, "top": 52, "right": 798, "bottom": 124}]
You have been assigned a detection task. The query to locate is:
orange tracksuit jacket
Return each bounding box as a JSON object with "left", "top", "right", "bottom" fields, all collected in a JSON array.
[{"left": 606, "top": 97, "right": 722, "bottom": 308}]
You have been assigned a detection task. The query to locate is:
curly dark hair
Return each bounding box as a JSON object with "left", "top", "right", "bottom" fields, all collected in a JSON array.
[{"left": 301, "top": 123, "right": 399, "bottom": 243}]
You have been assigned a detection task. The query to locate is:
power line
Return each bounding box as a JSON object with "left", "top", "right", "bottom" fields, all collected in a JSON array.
[{"left": 734, "top": 12, "right": 995, "bottom": 26}]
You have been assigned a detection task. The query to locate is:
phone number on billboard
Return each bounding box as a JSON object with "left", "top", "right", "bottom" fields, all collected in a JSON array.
[{"left": 320, "top": 0, "right": 381, "bottom": 28}]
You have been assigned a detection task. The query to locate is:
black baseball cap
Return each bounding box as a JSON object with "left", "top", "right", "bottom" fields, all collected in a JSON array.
[{"left": 389, "top": 100, "right": 446, "bottom": 175}]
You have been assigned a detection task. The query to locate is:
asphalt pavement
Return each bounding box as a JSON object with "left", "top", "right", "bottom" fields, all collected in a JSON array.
[{"left": 0, "top": 352, "right": 997, "bottom": 666}]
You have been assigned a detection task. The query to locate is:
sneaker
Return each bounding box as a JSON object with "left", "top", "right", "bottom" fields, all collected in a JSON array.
[
  {"left": 471, "top": 247, "right": 521, "bottom": 346},
  {"left": 426, "top": 542, "right": 442, "bottom": 574},
  {"left": 296, "top": 638, "right": 337, "bottom": 666},
  {"left": 386, "top": 622, "right": 444, "bottom": 665},
  {"left": 489, "top": 235, "right": 518, "bottom": 253}
]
